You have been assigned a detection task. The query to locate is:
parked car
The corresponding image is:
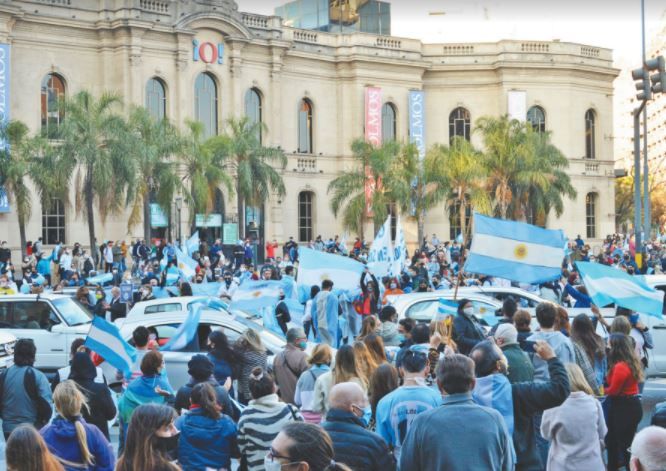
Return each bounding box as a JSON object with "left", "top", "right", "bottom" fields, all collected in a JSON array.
[
  {"left": 126, "top": 296, "right": 261, "bottom": 323},
  {"left": 387, "top": 291, "right": 502, "bottom": 324},
  {"left": 0, "top": 294, "right": 92, "bottom": 372},
  {"left": 0, "top": 331, "right": 16, "bottom": 370}
]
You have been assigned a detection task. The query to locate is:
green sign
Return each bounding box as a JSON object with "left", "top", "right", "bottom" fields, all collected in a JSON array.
[
  {"left": 195, "top": 213, "right": 222, "bottom": 228},
  {"left": 223, "top": 223, "right": 238, "bottom": 245},
  {"left": 150, "top": 204, "right": 168, "bottom": 228}
]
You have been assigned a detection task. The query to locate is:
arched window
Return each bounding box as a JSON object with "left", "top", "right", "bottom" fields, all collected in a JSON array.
[
  {"left": 585, "top": 109, "right": 596, "bottom": 159},
  {"left": 146, "top": 78, "right": 166, "bottom": 121},
  {"left": 245, "top": 88, "right": 263, "bottom": 143},
  {"left": 586, "top": 193, "right": 597, "bottom": 238},
  {"left": 194, "top": 73, "right": 218, "bottom": 138},
  {"left": 298, "top": 99, "right": 313, "bottom": 154},
  {"left": 527, "top": 106, "right": 546, "bottom": 133},
  {"left": 298, "top": 191, "right": 314, "bottom": 242},
  {"left": 382, "top": 103, "right": 397, "bottom": 143},
  {"left": 41, "top": 73, "right": 66, "bottom": 138},
  {"left": 449, "top": 107, "right": 471, "bottom": 144},
  {"left": 42, "top": 198, "right": 65, "bottom": 244}
]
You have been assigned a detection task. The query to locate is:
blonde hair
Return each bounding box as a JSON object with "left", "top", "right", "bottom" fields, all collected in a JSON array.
[
  {"left": 53, "top": 381, "right": 94, "bottom": 467},
  {"left": 429, "top": 319, "right": 458, "bottom": 350},
  {"left": 352, "top": 341, "right": 378, "bottom": 381},
  {"left": 239, "top": 328, "right": 266, "bottom": 353},
  {"left": 565, "top": 363, "right": 594, "bottom": 395},
  {"left": 610, "top": 316, "right": 631, "bottom": 336}
]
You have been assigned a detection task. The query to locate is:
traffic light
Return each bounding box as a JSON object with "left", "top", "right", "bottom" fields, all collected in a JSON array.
[
  {"left": 632, "top": 66, "right": 652, "bottom": 101},
  {"left": 649, "top": 56, "right": 666, "bottom": 94}
]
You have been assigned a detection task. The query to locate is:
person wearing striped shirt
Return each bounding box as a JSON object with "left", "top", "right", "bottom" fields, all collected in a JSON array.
[{"left": 238, "top": 367, "right": 303, "bottom": 471}]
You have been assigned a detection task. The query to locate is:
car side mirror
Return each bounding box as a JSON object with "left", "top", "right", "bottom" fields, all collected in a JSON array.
[{"left": 51, "top": 323, "right": 66, "bottom": 334}]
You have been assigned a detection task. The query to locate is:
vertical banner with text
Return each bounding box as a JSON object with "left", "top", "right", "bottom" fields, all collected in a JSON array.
[
  {"left": 0, "top": 43, "right": 10, "bottom": 213},
  {"left": 409, "top": 90, "right": 425, "bottom": 216},
  {"left": 364, "top": 86, "right": 382, "bottom": 217}
]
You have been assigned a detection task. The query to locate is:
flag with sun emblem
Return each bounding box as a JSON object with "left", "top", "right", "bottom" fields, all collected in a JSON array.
[{"left": 464, "top": 213, "right": 565, "bottom": 284}]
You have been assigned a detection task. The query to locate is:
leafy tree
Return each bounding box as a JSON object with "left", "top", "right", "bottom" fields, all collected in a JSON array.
[
  {"left": 328, "top": 139, "right": 411, "bottom": 237},
  {"left": 59, "top": 91, "right": 133, "bottom": 265},
  {"left": 209, "top": 117, "right": 287, "bottom": 238},
  {"left": 125, "top": 107, "right": 183, "bottom": 242}
]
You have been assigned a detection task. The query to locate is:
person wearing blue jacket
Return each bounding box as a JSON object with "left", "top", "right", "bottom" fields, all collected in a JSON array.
[
  {"left": 40, "top": 380, "right": 114, "bottom": 471},
  {"left": 176, "top": 382, "right": 239, "bottom": 471}
]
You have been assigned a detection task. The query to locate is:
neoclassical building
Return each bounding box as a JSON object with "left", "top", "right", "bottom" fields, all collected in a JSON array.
[{"left": 0, "top": 0, "right": 618, "bottom": 257}]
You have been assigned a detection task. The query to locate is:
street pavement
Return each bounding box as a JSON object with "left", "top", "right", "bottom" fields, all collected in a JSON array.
[{"left": 0, "top": 379, "right": 664, "bottom": 470}]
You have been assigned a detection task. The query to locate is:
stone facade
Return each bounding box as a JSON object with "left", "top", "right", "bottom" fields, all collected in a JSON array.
[{"left": 0, "top": 0, "right": 618, "bottom": 258}]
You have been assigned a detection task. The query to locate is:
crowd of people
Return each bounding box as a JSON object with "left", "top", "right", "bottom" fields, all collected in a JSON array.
[{"left": 1, "top": 231, "right": 666, "bottom": 470}]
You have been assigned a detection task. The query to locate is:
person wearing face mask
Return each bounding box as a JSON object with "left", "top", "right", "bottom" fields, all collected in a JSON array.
[
  {"left": 452, "top": 299, "right": 486, "bottom": 355},
  {"left": 375, "top": 348, "right": 442, "bottom": 462},
  {"left": 274, "top": 328, "right": 310, "bottom": 405},
  {"left": 92, "top": 287, "right": 108, "bottom": 317},
  {"left": 274, "top": 289, "right": 292, "bottom": 336},
  {"left": 137, "top": 284, "right": 156, "bottom": 303},
  {"left": 321, "top": 382, "right": 395, "bottom": 471},
  {"left": 377, "top": 306, "right": 401, "bottom": 347},
  {"left": 116, "top": 403, "right": 180, "bottom": 471},
  {"left": 469, "top": 339, "right": 569, "bottom": 471},
  {"left": 0, "top": 274, "right": 16, "bottom": 295},
  {"left": 381, "top": 278, "right": 403, "bottom": 305},
  {"left": 217, "top": 270, "right": 238, "bottom": 301}
]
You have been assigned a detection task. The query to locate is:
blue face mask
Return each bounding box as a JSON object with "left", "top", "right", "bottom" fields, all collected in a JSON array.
[
  {"left": 354, "top": 404, "right": 372, "bottom": 427},
  {"left": 398, "top": 334, "right": 406, "bottom": 344}
]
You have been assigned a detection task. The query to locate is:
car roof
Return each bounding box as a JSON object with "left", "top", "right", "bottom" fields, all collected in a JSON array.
[
  {"left": 0, "top": 293, "right": 71, "bottom": 301},
  {"left": 129, "top": 296, "right": 212, "bottom": 308},
  {"left": 644, "top": 274, "right": 666, "bottom": 286},
  {"left": 387, "top": 291, "right": 502, "bottom": 308}
]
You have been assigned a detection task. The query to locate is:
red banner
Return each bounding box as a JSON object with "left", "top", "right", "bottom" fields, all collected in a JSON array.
[{"left": 364, "top": 87, "right": 382, "bottom": 216}]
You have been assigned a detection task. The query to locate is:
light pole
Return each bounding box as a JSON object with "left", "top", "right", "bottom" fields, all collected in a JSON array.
[{"left": 175, "top": 197, "right": 182, "bottom": 245}]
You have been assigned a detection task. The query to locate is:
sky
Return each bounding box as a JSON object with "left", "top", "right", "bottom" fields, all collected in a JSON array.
[{"left": 240, "top": 0, "right": 665, "bottom": 67}]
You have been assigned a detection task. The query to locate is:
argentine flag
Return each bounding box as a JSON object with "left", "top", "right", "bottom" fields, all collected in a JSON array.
[
  {"left": 298, "top": 248, "right": 365, "bottom": 292},
  {"left": 160, "top": 301, "right": 204, "bottom": 351},
  {"left": 185, "top": 231, "right": 200, "bottom": 257},
  {"left": 85, "top": 272, "right": 113, "bottom": 286},
  {"left": 230, "top": 280, "right": 283, "bottom": 311},
  {"left": 174, "top": 245, "right": 198, "bottom": 280},
  {"left": 367, "top": 216, "right": 393, "bottom": 277},
  {"left": 390, "top": 216, "right": 408, "bottom": 277},
  {"left": 437, "top": 298, "right": 458, "bottom": 319},
  {"left": 577, "top": 262, "right": 665, "bottom": 318},
  {"left": 465, "top": 213, "right": 565, "bottom": 284},
  {"left": 84, "top": 317, "right": 137, "bottom": 377}
]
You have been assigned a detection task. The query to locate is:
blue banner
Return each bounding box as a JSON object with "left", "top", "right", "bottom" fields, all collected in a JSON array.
[
  {"left": 408, "top": 90, "right": 425, "bottom": 216},
  {"left": 0, "top": 43, "right": 10, "bottom": 213}
]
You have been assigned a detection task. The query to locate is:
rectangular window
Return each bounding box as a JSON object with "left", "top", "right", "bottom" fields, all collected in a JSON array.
[
  {"left": 42, "top": 198, "right": 65, "bottom": 245},
  {"left": 298, "top": 192, "right": 313, "bottom": 242},
  {"left": 586, "top": 194, "right": 596, "bottom": 239}
]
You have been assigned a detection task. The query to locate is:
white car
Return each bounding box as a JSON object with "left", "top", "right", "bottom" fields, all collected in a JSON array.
[
  {"left": 387, "top": 291, "right": 502, "bottom": 324},
  {"left": 0, "top": 331, "right": 16, "bottom": 370},
  {"left": 105, "top": 311, "right": 295, "bottom": 390},
  {"left": 0, "top": 294, "right": 92, "bottom": 372},
  {"left": 126, "top": 296, "right": 262, "bottom": 323}
]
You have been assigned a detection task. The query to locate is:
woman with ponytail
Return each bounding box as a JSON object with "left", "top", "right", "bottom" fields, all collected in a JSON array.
[
  {"left": 176, "top": 382, "right": 239, "bottom": 471},
  {"left": 40, "top": 380, "right": 114, "bottom": 471},
  {"left": 267, "top": 422, "right": 352, "bottom": 471}
]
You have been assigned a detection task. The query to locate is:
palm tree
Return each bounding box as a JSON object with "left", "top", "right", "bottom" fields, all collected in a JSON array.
[
  {"left": 328, "top": 139, "right": 411, "bottom": 237},
  {"left": 125, "top": 107, "right": 183, "bottom": 242},
  {"left": 180, "top": 120, "right": 233, "bottom": 233},
  {"left": 428, "top": 137, "right": 490, "bottom": 239},
  {"left": 516, "top": 129, "right": 576, "bottom": 225},
  {"left": 59, "top": 91, "right": 133, "bottom": 265},
  {"left": 208, "top": 117, "right": 286, "bottom": 239},
  {"left": 475, "top": 115, "right": 527, "bottom": 219},
  {"left": 0, "top": 121, "right": 65, "bottom": 256}
]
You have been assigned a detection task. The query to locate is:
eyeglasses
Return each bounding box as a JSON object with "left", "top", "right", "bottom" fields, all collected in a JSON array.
[{"left": 267, "top": 448, "right": 292, "bottom": 463}]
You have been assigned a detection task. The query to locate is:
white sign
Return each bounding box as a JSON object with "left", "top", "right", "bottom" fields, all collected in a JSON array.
[{"left": 507, "top": 90, "right": 527, "bottom": 122}]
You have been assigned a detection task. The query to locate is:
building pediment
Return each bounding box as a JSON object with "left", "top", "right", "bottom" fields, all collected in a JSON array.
[{"left": 176, "top": 10, "right": 252, "bottom": 40}]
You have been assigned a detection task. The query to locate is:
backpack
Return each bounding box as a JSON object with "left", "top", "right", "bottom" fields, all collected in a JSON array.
[{"left": 0, "top": 366, "right": 52, "bottom": 429}]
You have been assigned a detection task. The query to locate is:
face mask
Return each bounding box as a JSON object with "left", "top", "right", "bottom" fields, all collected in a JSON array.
[
  {"left": 95, "top": 293, "right": 103, "bottom": 300},
  {"left": 279, "top": 295, "right": 285, "bottom": 300},
  {"left": 390, "top": 283, "right": 397, "bottom": 290},
  {"left": 224, "top": 277, "right": 231, "bottom": 282},
  {"left": 298, "top": 341, "right": 307, "bottom": 350},
  {"left": 398, "top": 334, "right": 406, "bottom": 343},
  {"left": 357, "top": 405, "right": 372, "bottom": 427},
  {"left": 264, "top": 457, "right": 282, "bottom": 471},
  {"left": 155, "top": 433, "right": 179, "bottom": 454},
  {"left": 463, "top": 307, "right": 474, "bottom": 316},
  {"left": 240, "top": 268, "right": 246, "bottom": 273},
  {"left": 149, "top": 333, "right": 157, "bottom": 341}
]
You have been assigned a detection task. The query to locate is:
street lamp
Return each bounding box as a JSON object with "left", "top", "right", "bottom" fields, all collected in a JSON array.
[{"left": 175, "top": 197, "right": 182, "bottom": 245}]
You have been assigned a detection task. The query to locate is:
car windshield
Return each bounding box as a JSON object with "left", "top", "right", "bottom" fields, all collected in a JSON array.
[{"left": 52, "top": 297, "right": 92, "bottom": 326}]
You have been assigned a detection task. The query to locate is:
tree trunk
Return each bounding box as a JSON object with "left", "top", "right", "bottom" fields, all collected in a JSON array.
[
  {"left": 237, "top": 191, "right": 245, "bottom": 240},
  {"left": 459, "top": 200, "right": 467, "bottom": 242},
  {"left": 18, "top": 213, "right": 27, "bottom": 259},
  {"left": 417, "top": 210, "right": 425, "bottom": 251},
  {"left": 85, "top": 169, "right": 97, "bottom": 267},
  {"left": 143, "top": 195, "right": 151, "bottom": 244}
]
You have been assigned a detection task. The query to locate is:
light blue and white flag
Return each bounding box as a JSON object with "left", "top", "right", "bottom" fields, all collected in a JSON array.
[
  {"left": 159, "top": 256, "right": 167, "bottom": 273},
  {"left": 186, "top": 231, "right": 200, "bottom": 257},
  {"left": 161, "top": 301, "right": 204, "bottom": 351},
  {"left": 367, "top": 216, "right": 393, "bottom": 277},
  {"left": 339, "top": 233, "right": 349, "bottom": 255},
  {"left": 230, "top": 280, "right": 283, "bottom": 312},
  {"left": 84, "top": 317, "right": 137, "bottom": 377},
  {"left": 390, "top": 216, "right": 408, "bottom": 277},
  {"left": 297, "top": 247, "right": 365, "bottom": 292},
  {"left": 85, "top": 272, "right": 113, "bottom": 286},
  {"left": 576, "top": 262, "right": 665, "bottom": 318},
  {"left": 191, "top": 282, "right": 223, "bottom": 298},
  {"left": 465, "top": 213, "right": 565, "bottom": 284},
  {"left": 174, "top": 246, "right": 198, "bottom": 280},
  {"left": 437, "top": 298, "right": 458, "bottom": 319}
]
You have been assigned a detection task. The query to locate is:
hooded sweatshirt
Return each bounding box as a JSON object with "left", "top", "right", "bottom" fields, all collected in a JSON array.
[
  {"left": 40, "top": 417, "right": 115, "bottom": 471},
  {"left": 176, "top": 407, "right": 238, "bottom": 471},
  {"left": 527, "top": 331, "right": 575, "bottom": 381}
]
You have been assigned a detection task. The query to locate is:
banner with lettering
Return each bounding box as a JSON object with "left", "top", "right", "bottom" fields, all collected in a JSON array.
[
  {"left": 409, "top": 90, "right": 425, "bottom": 216},
  {"left": 364, "top": 87, "right": 382, "bottom": 217},
  {"left": 0, "top": 43, "right": 10, "bottom": 213}
]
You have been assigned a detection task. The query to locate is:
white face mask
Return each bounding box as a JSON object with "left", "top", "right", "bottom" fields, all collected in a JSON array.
[
  {"left": 264, "top": 456, "right": 290, "bottom": 471},
  {"left": 463, "top": 307, "right": 474, "bottom": 316}
]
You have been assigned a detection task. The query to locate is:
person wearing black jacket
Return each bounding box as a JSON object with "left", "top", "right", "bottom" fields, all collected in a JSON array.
[
  {"left": 360, "top": 270, "right": 380, "bottom": 316},
  {"left": 68, "top": 352, "right": 117, "bottom": 440},
  {"left": 275, "top": 290, "right": 292, "bottom": 335},
  {"left": 470, "top": 339, "right": 570, "bottom": 471},
  {"left": 174, "top": 355, "right": 238, "bottom": 421},
  {"left": 452, "top": 298, "right": 486, "bottom": 355}
]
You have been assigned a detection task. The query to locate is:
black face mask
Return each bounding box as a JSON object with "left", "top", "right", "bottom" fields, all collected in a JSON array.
[
  {"left": 155, "top": 433, "right": 179, "bottom": 454},
  {"left": 279, "top": 295, "right": 285, "bottom": 301}
]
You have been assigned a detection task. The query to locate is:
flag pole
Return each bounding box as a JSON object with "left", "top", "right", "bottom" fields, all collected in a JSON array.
[{"left": 453, "top": 213, "right": 474, "bottom": 301}]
